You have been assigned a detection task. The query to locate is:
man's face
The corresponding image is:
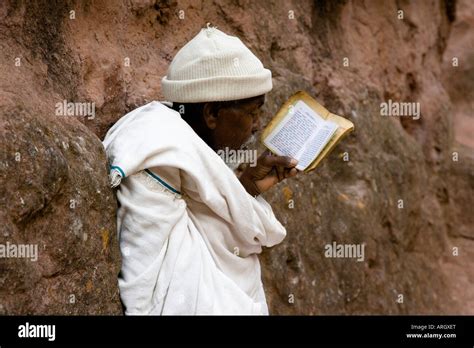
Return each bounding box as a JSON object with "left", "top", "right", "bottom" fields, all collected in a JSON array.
[{"left": 205, "top": 96, "right": 264, "bottom": 151}]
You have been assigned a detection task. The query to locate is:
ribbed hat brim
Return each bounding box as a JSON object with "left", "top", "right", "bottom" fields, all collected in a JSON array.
[{"left": 161, "top": 69, "right": 272, "bottom": 103}]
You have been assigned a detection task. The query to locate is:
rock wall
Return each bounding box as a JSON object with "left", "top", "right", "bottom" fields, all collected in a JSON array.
[{"left": 0, "top": 0, "right": 472, "bottom": 314}]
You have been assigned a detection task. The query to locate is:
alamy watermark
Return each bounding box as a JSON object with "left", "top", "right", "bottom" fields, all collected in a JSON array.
[
  {"left": 324, "top": 241, "right": 365, "bottom": 262},
  {"left": 217, "top": 146, "right": 257, "bottom": 170},
  {"left": 18, "top": 322, "right": 55, "bottom": 341},
  {"left": 380, "top": 99, "right": 420, "bottom": 120},
  {"left": 55, "top": 99, "right": 95, "bottom": 120},
  {"left": 0, "top": 242, "right": 38, "bottom": 262}
]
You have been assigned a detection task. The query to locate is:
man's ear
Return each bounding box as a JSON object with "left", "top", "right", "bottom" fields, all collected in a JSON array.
[{"left": 203, "top": 103, "right": 218, "bottom": 130}]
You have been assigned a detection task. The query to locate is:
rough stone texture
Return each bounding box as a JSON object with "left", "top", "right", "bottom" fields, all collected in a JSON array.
[
  {"left": 0, "top": 0, "right": 472, "bottom": 314},
  {"left": 0, "top": 0, "right": 122, "bottom": 314},
  {"left": 442, "top": 0, "right": 474, "bottom": 148}
]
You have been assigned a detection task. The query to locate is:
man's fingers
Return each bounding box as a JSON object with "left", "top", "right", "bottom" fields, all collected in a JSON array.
[
  {"left": 256, "top": 170, "right": 280, "bottom": 190},
  {"left": 282, "top": 167, "right": 298, "bottom": 179},
  {"left": 252, "top": 160, "right": 300, "bottom": 195},
  {"left": 285, "top": 168, "right": 298, "bottom": 178},
  {"left": 276, "top": 165, "right": 285, "bottom": 181},
  {"left": 261, "top": 154, "right": 298, "bottom": 168}
]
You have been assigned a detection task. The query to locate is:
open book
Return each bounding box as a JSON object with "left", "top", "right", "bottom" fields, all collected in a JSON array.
[{"left": 261, "top": 91, "right": 354, "bottom": 172}]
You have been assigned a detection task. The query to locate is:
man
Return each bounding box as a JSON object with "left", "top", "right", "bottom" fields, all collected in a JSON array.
[{"left": 103, "top": 25, "right": 298, "bottom": 315}]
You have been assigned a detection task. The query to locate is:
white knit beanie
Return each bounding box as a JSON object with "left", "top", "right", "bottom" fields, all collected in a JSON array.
[{"left": 161, "top": 25, "right": 272, "bottom": 103}]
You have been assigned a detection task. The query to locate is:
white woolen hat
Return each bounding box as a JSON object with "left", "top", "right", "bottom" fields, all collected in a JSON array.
[{"left": 161, "top": 25, "right": 272, "bottom": 103}]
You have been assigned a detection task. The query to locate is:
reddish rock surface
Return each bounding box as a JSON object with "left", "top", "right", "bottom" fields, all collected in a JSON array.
[{"left": 0, "top": 0, "right": 472, "bottom": 314}]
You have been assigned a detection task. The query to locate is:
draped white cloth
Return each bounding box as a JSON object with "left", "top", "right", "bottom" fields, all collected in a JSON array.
[{"left": 103, "top": 101, "right": 286, "bottom": 315}]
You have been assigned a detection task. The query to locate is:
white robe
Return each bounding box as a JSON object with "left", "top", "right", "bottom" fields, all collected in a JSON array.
[{"left": 103, "top": 101, "right": 286, "bottom": 315}]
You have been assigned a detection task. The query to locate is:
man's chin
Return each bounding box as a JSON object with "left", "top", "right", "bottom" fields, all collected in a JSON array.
[
  {"left": 239, "top": 134, "right": 257, "bottom": 150},
  {"left": 216, "top": 134, "right": 257, "bottom": 171}
]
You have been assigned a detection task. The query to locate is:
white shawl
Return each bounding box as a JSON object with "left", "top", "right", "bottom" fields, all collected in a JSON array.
[{"left": 103, "top": 101, "right": 286, "bottom": 315}]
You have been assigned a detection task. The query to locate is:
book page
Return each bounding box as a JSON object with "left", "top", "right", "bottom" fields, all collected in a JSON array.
[
  {"left": 297, "top": 121, "right": 338, "bottom": 170},
  {"left": 264, "top": 100, "right": 338, "bottom": 170}
]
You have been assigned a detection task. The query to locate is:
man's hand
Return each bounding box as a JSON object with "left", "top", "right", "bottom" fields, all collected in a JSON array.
[{"left": 239, "top": 150, "right": 299, "bottom": 196}]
